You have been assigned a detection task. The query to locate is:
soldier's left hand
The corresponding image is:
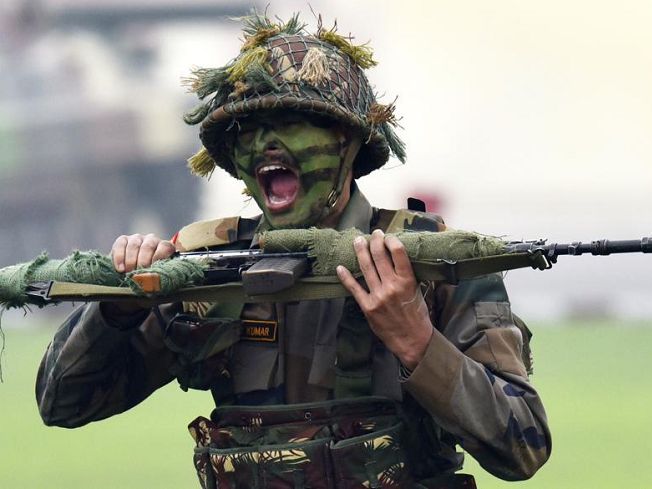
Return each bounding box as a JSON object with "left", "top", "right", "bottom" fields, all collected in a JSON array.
[{"left": 337, "top": 229, "right": 434, "bottom": 370}]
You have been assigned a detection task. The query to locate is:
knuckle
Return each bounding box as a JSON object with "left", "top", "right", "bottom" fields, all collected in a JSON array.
[
  {"left": 161, "top": 240, "right": 176, "bottom": 250},
  {"left": 366, "top": 298, "right": 382, "bottom": 315},
  {"left": 153, "top": 247, "right": 175, "bottom": 262},
  {"left": 112, "top": 235, "right": 127, "bottom": 250},
  {"left": 140, "top": 240, "right": 158, "bottom": 252},
  {"left": 379, "top": 285, "right": 399, "bottom": 303},
  {"left": 380, "top": 286, "right": 394, "bottom": 300},
  {"left": 370, "top": 242, "right": 385, "bottom": 257},
  {"left": 126, "top": 237, "right": 144, "bottom": 249},
  {"left": 387, "top": 237, "right": 404, "bottom": 251}
]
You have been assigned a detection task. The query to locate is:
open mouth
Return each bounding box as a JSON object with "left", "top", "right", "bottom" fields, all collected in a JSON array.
[{"left": 256, "top": 163, "right": 300, "bottom": 213}]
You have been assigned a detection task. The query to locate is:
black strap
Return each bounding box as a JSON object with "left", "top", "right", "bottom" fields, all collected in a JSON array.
[{"left": 416, "top": 473, "right": 477, "bottom": 489}]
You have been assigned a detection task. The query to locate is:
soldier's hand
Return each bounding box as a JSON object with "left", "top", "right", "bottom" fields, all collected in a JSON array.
[
  {"left": 111, "top": 233, "right": 176, "bottom": 273},
  {"left": 336, "top": 229, "right": 434, "bottom": 370}
]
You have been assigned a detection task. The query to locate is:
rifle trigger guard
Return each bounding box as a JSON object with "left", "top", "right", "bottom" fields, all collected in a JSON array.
[{"left": 528, "top": 250, "right": 553, "bottom": 271}]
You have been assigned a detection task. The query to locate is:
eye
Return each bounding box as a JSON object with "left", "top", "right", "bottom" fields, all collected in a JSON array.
[
  {"left": 308, "top": 115, "right": 337, "bottom": 129},
  {"left": 235, "top": 128, "right": 256, "bottom": 149}
]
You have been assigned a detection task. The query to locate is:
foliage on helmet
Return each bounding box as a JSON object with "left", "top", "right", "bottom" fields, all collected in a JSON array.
[{"left": 183, "top": 11, "right": 406, "bottom": 179}]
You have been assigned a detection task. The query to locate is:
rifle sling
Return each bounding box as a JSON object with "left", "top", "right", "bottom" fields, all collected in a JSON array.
[{"left": 46, "top": 252, "right": 540, "bottom": 304}]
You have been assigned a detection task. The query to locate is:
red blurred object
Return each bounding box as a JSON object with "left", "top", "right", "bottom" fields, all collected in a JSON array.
[{"left": 407, "top": 191, "right": 447, "bottom": 214}]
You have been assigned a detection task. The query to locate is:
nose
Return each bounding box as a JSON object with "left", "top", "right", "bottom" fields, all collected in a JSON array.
[
  {"left": 263, "top": 140, "right": 285, "bottom": 159},
  {"left": 264, "top": 140, "right": 281, "bottom": 151}
]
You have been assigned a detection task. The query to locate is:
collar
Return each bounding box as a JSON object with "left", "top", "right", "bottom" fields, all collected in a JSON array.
[{"left": 334, "top": 183, "right": 373, "bottom": 233}]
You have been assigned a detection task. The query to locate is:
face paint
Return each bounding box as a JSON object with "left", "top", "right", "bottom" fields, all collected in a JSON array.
[{"left": 233, "top": 114, "right": 352, "bottom": 229}]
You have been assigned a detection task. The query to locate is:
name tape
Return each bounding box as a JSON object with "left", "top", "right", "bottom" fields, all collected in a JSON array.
[{"left": 241, "top": 320, "right": 278, "bottom": 342}]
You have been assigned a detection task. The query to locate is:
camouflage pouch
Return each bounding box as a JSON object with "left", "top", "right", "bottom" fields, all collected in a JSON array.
[
  {"left": 162, "top": 313, "right": 241, "bottom": 391},
  {"left": 189, "top": 397, "right": 411, "bottom": 489},
  {"left": 330, "top": 421, "right": 414, "bottom": 488},
  {"left": 197, "top": 437, "right": 333, "bottom": 489}
]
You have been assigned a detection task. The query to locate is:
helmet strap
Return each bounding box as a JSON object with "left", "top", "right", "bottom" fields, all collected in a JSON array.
[{"left": 324, "top": 136, "right": 362, "bottom": 213}]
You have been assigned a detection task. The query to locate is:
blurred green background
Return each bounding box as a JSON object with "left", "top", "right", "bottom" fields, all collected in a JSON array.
[{"left": 2, "top": 318, "right": 651, "bottom": 489}]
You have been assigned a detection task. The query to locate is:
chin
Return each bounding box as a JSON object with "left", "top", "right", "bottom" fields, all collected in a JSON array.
[
  {"left": 261, "top": 195, "right": 328, "bottom": 229},
  {"left": 266, "top": 216, "right": 309, "bottom": 229},
  {"left": 265, "top": 209, "right": 318, "bottom": 229}
]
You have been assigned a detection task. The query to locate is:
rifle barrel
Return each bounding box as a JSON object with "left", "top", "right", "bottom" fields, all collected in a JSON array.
[{"left": 507, "top": 237, "right": 652, "bottom": 257}]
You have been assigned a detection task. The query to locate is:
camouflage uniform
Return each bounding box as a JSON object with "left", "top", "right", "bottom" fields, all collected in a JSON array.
[
  {"left": 37, "top": 186, "right": 550, "bottom": 487},
  {"left": 36, "top": 14, "right": 550, "bottom": 488}
]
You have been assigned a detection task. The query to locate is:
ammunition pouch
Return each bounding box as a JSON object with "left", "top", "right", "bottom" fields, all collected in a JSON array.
[
  {"left": 189, "top": 397, "right": 476, "bottom": 489},
  {"left": 162, "top": 313, "right": 241, "bottom": 391}
]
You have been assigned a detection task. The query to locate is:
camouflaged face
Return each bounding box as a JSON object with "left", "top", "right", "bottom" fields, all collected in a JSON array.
[{"left": 233, "top": 116, "right": 352, "bottom": 229}]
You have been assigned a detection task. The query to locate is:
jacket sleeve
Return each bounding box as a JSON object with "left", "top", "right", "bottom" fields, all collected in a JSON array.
[
  {"left": 403, "top": 274, "right": 551, "bottom": 481},
  {"left": 35, "top": 302, "right": 179, "bottom": 428}
]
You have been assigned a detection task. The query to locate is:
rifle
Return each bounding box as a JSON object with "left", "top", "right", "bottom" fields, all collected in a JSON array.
[
  {"left": 131, "top": 250, "right": 310, "bottom": 296},
  {"left": 18, "top": 233, "right": 651, "bottom": 308}
]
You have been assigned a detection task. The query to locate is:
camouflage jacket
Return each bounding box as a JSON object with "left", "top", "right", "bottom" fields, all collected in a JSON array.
[{"left": 36, "top": 186, "right": 551, "bottom": 482}]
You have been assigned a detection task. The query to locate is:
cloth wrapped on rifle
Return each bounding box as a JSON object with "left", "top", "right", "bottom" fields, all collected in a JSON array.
[
  {"left": 0, "top": 229, "right": 506, "bottom": 309},
  {"left": 0, "top": 252, "right": 206, "bottom": 309}
]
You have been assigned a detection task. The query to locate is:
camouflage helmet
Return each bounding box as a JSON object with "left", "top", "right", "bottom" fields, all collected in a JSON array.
[{"left": 183, "top": 13, "right": 406, "bottom": 180}]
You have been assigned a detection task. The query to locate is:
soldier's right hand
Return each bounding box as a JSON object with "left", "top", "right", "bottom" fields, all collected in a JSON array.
[{"left": 111, "top": 233, "right": 176, "bottom": 273}]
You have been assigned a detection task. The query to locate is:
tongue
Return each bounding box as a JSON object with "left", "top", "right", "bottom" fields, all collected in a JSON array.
[{"left": 269, "top": 172, "right": 298, "bottom": 201}]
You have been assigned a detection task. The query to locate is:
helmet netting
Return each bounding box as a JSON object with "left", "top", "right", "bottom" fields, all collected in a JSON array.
[{"left": 184, "top": 14, "right": 406, "bottom": 179}]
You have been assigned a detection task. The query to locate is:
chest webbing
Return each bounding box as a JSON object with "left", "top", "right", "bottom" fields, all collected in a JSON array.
[
  {"left": 332, "top": 206, "right": 446, "bottom": 399},
  {"left": 192, "top": 207, "right": 446, "bottom": 402}
]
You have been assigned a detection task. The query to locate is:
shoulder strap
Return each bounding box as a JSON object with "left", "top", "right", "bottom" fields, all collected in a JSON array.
[
  {"left": 374, "top": 205, "right": 535, "bottom": 376},
  {"left": 373, "top": 208, "right": 446, "bottom": 233},
  {"left": 171, "top": 216, "right": 260, "bottom": 252},
  {"left": 334, "top": 205, "right": 446, "bottom": 399},
  {"left": 171, "top": 215, "right": 258, "bottom": 319}
]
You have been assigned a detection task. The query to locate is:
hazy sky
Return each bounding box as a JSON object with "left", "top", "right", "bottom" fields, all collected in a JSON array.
[{"left": 191, "top": 1, "right": 651, "bottom": 239}]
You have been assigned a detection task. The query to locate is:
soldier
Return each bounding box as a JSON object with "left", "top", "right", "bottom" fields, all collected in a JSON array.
[{"left": 36, "top": 13, "right": 551, "bottom": 488}]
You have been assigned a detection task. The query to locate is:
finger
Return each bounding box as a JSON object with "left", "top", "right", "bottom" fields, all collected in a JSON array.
[
  {"left": 385, "top": 235, "right": 415, "bottom": 279},
  {"left": 124, "top": 234, "right": 144, "bottom": 272},
  {"left": 336, "top": 265, "right": 370, "bottom": 307},
  {"left": 111, "top": 235, "right": 128, "bottom": 272},
  {"left": 152, "top": 240, "right": 176, "bottom": 263},
  {"left": 354, "top": 235, "right": 381, "bottom": 290},
  {"left": 369, "top": 229, "right": 394, "bottom": 279},
  {"left": 137, "top": 234, "right": 160, "bottom": 269}
]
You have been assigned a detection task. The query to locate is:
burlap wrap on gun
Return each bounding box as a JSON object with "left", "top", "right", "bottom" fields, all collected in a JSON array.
[
  {"left": 0, "top": 252, "right": 207, "bottom": 309},
  {"left": 260, "top": 228, "right": 507, "bottom": 276},
  {"left": 0, "top": 252, "right": 120, "bottom": 308},
  {"left": 0, "top": 230, "right": 506, "bottom": 309}
]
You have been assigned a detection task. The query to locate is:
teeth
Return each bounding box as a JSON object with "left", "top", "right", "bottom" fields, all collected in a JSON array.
[
  {"left": 269, "top": 195, "right": 285, "bottom": 204},
  {"left": 258, "top": 165, "right": 286, "bottom": 174}
]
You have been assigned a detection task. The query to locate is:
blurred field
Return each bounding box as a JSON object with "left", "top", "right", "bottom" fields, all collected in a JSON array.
[{"left": 1, "top": 318, "right": 652, "bottom": 489}]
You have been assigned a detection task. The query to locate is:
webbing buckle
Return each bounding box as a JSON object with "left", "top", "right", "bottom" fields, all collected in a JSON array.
[
  {"left": 25, "top": 281, "right": 58, "bottom": 306},
  {"left": 527, "top": 249, "right": 554, "bottom": 270}
]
